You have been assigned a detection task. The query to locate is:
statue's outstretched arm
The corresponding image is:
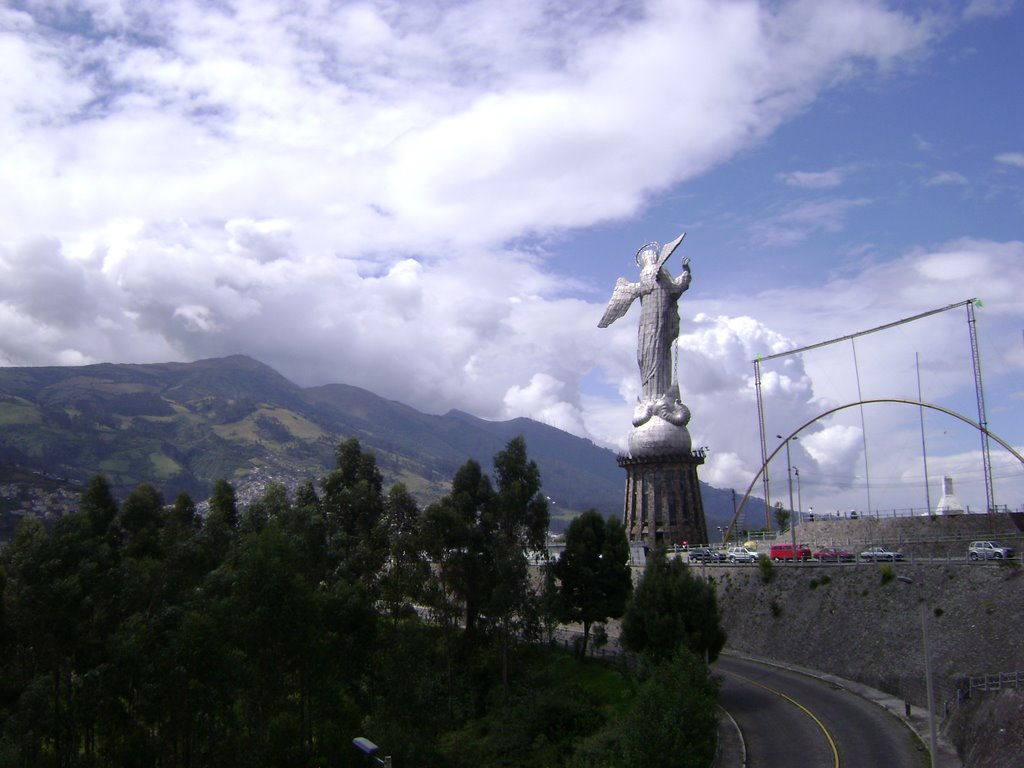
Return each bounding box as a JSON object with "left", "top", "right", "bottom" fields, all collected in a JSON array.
[
  {"left": 598, "top": 277, "right": 640, "bottom": 327},
  {"left": 659, "top": 259, "right": 692, "bottom": 294}
]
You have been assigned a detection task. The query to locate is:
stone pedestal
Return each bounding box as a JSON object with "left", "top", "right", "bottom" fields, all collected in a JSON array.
[{"left": 618, "top": 449, "right": 708, "bottom": 547}]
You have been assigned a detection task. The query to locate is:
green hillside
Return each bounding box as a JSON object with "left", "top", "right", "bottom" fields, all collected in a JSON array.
[{"left": 0, "top": 355, "right": 760, "bottom": 532}]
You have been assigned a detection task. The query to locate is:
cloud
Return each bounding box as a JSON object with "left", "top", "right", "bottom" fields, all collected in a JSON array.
[
  {"left": 686, "top": 238, "right": 1024, "bottom": 510},
  {"left": 777, "top": 169, "right": 845, "bottom": 189},
  {"left": 994, "top": 152, "right": 1024, "bottom": 168},
  {"left": 749, "top": 198, "right": 872, "bottom": 246},
  {"left": 923, "top": 171, "right": 968, "bottom": 186},
  {"left": 964, "top": 0, "right": 1017, "bottom": 20},
  {"left": 0, "top": 0, "right": 939, "bottom": 253},
  {"left": 6, "top": 1, "right": 1018, "bottom": 516}
]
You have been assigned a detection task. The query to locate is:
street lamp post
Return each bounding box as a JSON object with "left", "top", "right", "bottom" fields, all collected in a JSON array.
[
  {"left": 896, "top": 576, "right": 939, "bottom": 764},
  {"left": 794, "top": 467, "right": 802, "bottom": 523},
  {"left": 777, "top": 435, "right": 798, "bottom": 564}
]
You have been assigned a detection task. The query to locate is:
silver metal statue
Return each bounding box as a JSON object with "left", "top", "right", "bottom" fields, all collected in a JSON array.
[{"left": 599, "top": 234, "right": 692, "bottom": 435}]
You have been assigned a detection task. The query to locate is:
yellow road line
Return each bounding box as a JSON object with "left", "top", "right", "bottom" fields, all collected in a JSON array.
[{"left": 722, "top": 668, "right": 840, "bottom": 768}]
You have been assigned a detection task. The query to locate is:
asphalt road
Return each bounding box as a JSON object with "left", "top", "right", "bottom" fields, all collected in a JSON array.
[{"left": 715, "top": 655, "right": 929, "bottom": 768}]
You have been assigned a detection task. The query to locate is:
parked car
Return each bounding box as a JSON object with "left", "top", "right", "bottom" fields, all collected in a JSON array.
[
  {"left": 859, "top": 546, "right": 904, "bottom": 562},
  {"left": 812, "top": 547, "right": 855, "bottom": 562},
  {"left": 769, "top": 543, "right": 812, "bottom": 562},
  {"left": 688, "top": 547, "right": 725, "bottom": 563},
  {"left": 726, "top": 546, "right": 760, "bottom": 564},
  {"left": 968, "top": 541, "right": 1015, "bottom": 560}
]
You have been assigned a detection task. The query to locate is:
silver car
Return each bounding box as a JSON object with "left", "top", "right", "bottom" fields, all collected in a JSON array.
[
  {"left": 726, "top": 546, "right": 759, "bottom": 564},
  {"left": 859, "top": 547, "right": 904, "bottom": 562},
  {"left": 968, "top": 541, "right": 1015, "bottom": 560}
]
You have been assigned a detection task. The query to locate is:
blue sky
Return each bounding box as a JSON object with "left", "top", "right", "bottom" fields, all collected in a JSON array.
[{"left": 1, "top": 0, "right": 1021, "bottom": 516}]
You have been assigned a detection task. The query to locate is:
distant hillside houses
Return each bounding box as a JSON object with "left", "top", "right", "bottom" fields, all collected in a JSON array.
[{"left": 0, "top": 482, "right": 81, "bottom": 540}]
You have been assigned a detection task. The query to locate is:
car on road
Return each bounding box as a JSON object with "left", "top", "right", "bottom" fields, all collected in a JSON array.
[
  {"left": 769, "top": 543, "right": 812, "bottom": 561},
  {"left": 968, "top": 540, "right": 1015, "bottom": 560},
  {"left": 726, "top": 546, "right": 760, "bottom": 564},
  {"left": 859, "top": 546, "right": 904, "bottom": 562},
  {"left": 812, "top": 547, "right": 855, "bottom": 562},
  {"left": 687, "top": 547, "right": 725, "bottom": 563}
]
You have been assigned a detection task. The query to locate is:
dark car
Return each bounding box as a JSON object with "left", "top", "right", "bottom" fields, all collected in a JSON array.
[
  {"left": 859, "top": 547, "right": 904, "bottom": 562},
  {"left": 688, "top": 547, "right": 725, "bottom": 563},
  {"left": 813, "top": 547, "right": 855, "bottom": 562}
]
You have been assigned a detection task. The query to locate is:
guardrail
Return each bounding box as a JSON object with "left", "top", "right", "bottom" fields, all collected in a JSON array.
[{"left": 967, "top": 671, "right": 1024, "bottom": 694}]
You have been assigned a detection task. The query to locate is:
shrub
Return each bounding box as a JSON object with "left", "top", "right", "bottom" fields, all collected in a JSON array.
[
  {"left": 616, "top": 651, "right": 720, "bottom": 768},
  {"left": 758, "top": 555, "right": 774, "bottom": 584}
]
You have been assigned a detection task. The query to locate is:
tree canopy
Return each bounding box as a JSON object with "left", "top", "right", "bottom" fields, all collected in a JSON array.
[
  {"left": 0, "top": 436, "right": 723, "bottom": 768},
  {"left": 550, "top": 510, "right": 632, "bottom": 659},
  {"left": 620, "top": 545, "right": 727, "bottom": 663}
]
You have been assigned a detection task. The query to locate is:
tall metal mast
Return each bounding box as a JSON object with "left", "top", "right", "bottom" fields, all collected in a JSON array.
[
  {"left": 967, "top": 301, "right": 994, "bottom": 512},
  {"left": 754, "top": 356, "right": 771, "bottom": 530}
]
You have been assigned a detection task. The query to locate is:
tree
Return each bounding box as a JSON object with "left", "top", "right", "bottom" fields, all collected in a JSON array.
[
  {"left": 485, "top": 436, "right": 550, "bottom": 686},
  {"left": 420, "top": 437, "right": 550, "bottom": 686},
  {"left": 208, "top": 478, "right": 239, "bottom": 529},
  {"left": 617, "top": 650, "right": 720, "bottom": 768},
  {"left": 239, "top": 481, "right": 290, "bottom": 534},
  {"left": 166, "top": 491, "right": 199, "bottom": 534},
  {"left": 551, "top": 510, "right": 632, "bottom": 659},
  {"left": 117, "top": 482, "right": 165, "bottom": 559},
  {"left": 774, "top": 500, "right": 791, "bottom": 531},
  {"left": 321, "top": 438, "right": 388, "bottom": 584},
  {"left": 421, "top": 458, "right": 495, "bottom": 637},
  {"left": 379, "top": 484, "right": 429, "bottom": 621},
  {"left": 81, "top": 474, "right": 118, "bottom": 536},
  {"left": 620, "top": 546, "right": 726, "bottom": 663}
]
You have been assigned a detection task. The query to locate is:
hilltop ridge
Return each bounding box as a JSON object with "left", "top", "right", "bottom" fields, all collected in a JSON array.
[{"left": 0, "top": 355, "right": 754, "bottom": 531}]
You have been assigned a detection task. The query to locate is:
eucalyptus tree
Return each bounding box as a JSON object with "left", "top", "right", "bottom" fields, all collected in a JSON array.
[
  {"left": 321, "top": 438, "right": 389, "bottom": 585},
  {"left": 487, "top": 437, "right": 549, "bottom": 684},
  {"left": 620, "top": 545, "right": 726, "bottom": 663},
  {"left": 422, "top": 437, "right": 549, "bottom": 688},
  {"left": 421, "top": 458, "right": 495, "bottom": 638},
  {"left": 617, "top": 649, "right": 721, "bottom": 768},
  {"left": 379, "top": 483, "right": 429, "bottom": 621},
  {"left": 551, "top": 510, "right": 632, "bottom": 659},
  {"left": 80, "top": 473, "right": 118, "bottom": 537},
  {"left": 202, "top": 477, "right": 239, "bottom": 565}
]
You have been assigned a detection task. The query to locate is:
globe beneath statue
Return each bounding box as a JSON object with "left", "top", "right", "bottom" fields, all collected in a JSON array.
[{"left": 628, "top": 417, "right": 692, "bottom": 458}]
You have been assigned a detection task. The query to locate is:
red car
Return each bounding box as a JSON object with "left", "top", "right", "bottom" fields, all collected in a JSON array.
[{"left": 813, "top": 547, "right": 855, "bottom": 562}]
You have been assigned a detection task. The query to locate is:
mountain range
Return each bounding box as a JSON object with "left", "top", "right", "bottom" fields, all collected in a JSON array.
[{"left": 0, "top": 355, "right": 759, "bottom": 534}]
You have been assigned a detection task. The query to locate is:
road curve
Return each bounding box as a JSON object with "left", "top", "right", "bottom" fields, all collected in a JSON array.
[{"left": 715, "top": 655, "right": 928, "bottom": 768}]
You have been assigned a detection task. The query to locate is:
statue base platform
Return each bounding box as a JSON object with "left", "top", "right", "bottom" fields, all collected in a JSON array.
[{"left": 617, "top": 447, "right": 708, "bottom": 547}]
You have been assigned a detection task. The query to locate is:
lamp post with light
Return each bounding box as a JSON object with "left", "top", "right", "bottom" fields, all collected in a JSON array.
[{"left": 794, "top": 467, "right": 802, "bottom": 523}]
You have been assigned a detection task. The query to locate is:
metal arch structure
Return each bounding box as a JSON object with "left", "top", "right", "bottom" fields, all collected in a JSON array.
[
  {"left": 752, "top": 298, "right": 993, "bottom": 529},
  {"left": 722, "top": 397, "right": 1024, "bottom": 545}
]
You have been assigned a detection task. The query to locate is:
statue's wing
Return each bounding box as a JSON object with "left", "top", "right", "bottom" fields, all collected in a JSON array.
[
  {"left": 598, "top": 278, "right": 639, "bottom": 327},
  {"left": 657, "top": 232, "right": 685, "bottom": 268}
]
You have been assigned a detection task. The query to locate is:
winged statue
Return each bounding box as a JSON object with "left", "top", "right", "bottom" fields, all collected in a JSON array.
[
  {"left": 598, "top": 233, "right": 687, "bottom": 329},
  {"left": 598, "top": 233, "right": 692, "bottom": 427}
]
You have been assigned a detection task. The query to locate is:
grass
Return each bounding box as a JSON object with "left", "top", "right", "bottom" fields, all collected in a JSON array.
[
  {"left": 0, "top": 400, "right": 42, "bottom": 426},
  {"left": 149, "top": 452, "right": 184, "bottom": 479}
]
